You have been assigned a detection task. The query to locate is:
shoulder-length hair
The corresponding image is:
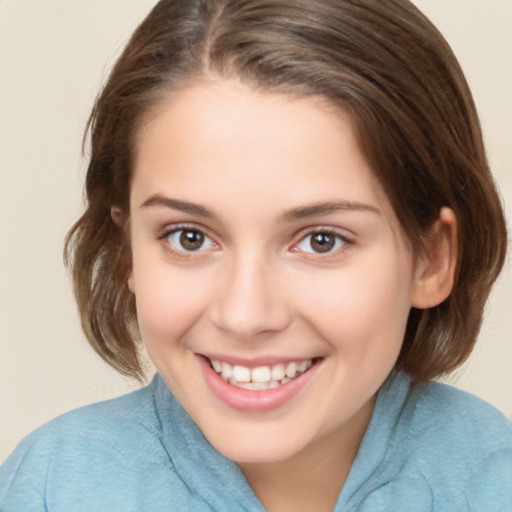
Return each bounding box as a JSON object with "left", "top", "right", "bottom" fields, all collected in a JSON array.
[{"left": 65, "top": 0, "right": 507, "bottom": 382}]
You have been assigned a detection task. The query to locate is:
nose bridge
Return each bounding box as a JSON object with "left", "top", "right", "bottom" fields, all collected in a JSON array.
[{"left": 211, "top": 247, "right": 290, "bottom": 339}]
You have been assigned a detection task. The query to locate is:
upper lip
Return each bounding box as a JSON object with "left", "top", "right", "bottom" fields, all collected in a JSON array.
[{"left": 199, "top": 353, "right": 320, "bottom": 368}]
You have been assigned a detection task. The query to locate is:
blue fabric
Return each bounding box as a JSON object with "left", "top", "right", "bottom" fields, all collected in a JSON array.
[{"left": 1, "top": 372, "right": 511, "bottom": 511}]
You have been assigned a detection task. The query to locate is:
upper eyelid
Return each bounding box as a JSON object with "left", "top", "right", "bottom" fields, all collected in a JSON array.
[
  {"left": 158, "top": 222, "right": 213, "bottom": 239},
  {"left": 292, "top": 225, "right": 355, "bottom": 243}
]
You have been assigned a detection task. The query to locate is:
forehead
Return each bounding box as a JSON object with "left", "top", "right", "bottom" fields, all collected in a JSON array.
[
  {"left": 130, "top": 79, "right": 394, "bottom": 222},
  {"left": 135, "top": 80, "right": 353, "bottom": 168}
]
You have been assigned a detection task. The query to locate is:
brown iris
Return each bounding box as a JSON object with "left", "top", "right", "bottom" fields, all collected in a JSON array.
[
  {"left": 310, "top": 233, "right": 336, "bottom": 253},
  {"left": 180, "top": 230, "right": 205, "bottom": 251}
]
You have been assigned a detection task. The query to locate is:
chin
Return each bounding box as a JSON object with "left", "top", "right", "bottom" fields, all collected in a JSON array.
[
  {"left": 202, "top": 419, "right": 317, "bottom": 465},
  {"left": 218, "top": 442, "right": 303, "bottom": 465}
]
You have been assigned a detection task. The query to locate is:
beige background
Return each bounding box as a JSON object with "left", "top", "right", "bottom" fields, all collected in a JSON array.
[{"left": 0, "top": 0, "right": 511, "bottom": 461}]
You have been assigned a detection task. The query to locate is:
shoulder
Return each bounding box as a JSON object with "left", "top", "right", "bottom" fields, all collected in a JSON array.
[
  {"left": 18, "top": 382, "right": 162, "bottom": 461},
  {"left": 409, "top": 380, "right": 512, "bottom": 452},
  {"left": 402, "top": 380, "right": 512, "bottom": 507},
  {"left": 0, "top": 383, "right": 184, "bottom": 511}
]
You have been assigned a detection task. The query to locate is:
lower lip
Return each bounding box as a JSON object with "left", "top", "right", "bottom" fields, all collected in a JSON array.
[{"left": 197, "top": 356, "right": 320, "bottom": 413}]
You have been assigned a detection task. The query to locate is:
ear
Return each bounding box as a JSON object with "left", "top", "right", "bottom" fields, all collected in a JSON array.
[
  {"left": 111, "top": 206, "right": 126, "bottom": 228},
  {"left": 127, "top": 272, "right": 135, "bottom": 294},
  {"left": 111, "top": 206, "right": 135, "bottom": 294},
  {"left": 411, "top": 207, "right": 458, "bottom": 309}
]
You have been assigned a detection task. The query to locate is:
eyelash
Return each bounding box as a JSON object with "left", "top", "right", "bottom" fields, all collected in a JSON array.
[
  {"left": 158, "top": 224, "right": 218, "bottom": 259},
  {"left": 157, "top": 224, "right": 353, "bottom": 259},
  {"left": 291, "top": 228, "right": 353, "bottom": 258}
]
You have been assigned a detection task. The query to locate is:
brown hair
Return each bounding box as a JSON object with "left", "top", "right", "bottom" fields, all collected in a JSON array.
[{"left": 65, "top": 0, "right": 507, "bottom": 382}]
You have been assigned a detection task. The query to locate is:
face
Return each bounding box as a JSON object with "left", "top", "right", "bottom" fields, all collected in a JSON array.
[{"left": 128, "top": 80, "right": 422, "bottom": 464}]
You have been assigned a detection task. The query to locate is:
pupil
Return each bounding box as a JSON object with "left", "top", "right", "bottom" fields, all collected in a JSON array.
[
  {"left": 180, "top": 230, "right": 204, "bottom": 250},
  {"left": 311, "top": 233, "right": 335, "bottom": 253}
]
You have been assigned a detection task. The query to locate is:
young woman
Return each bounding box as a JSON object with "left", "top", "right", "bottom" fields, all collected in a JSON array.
[{"left": 1, "top": 0, "right": 511, "bottom": 510}]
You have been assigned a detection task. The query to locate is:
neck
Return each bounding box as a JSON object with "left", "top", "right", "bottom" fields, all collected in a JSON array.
[{"left": 238, "top": 397, "right": 375, "bottom": 512}]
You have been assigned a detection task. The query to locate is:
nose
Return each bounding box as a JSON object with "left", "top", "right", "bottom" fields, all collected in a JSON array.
[{"left": 210, "top": 252, "right": 292, "bottom": 340}]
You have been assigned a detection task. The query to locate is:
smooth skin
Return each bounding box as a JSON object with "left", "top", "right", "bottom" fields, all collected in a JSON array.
[{"left": 125, "top": 79, "right": 457, "bottom": 512}]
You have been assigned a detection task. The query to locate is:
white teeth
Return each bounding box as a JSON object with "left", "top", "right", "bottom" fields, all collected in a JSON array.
[
  {"left": 211, "top": 359, "right": 223, "bottom": 373},
  {"left": 271, "top": 364, "right": 286, "bottom": 381},
  {"left": 232, "top": 365, "right": 251, "bottom": 382},
  {"left": 237, "top": 382, "right": 271, "bottom": 391},
  {"left": 221, "top": 362, "right": 233, "bottom": 379},
  {"left": 298, "top": 359, "right": 312, "bottom": 372},
  {"left": 252, "top": 366, "right": 272, "bottom": 383},
  {"left": 209, "top": 357, "right": 315, "bottom": 390},
  {"left": 285, "top": 362, "right": 298, "bottom": 378}
]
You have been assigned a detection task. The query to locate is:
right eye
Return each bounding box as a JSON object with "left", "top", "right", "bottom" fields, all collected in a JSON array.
[{"left": 165, "top": 228, "right": 216, "bottom": 253}]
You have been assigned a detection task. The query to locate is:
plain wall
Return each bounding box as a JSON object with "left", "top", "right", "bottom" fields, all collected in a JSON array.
[{"left": 1, "top": 0, "right": 511, "bottom": 461}]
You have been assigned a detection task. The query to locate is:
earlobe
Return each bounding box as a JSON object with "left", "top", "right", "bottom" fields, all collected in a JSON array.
[{"left": 411, "top": 207, "right": 458, "bottom": 309}]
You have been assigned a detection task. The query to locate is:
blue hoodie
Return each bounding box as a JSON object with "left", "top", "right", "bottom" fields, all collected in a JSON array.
[{"left": 1, "top": 372, "right": 511, "bottom": 511}]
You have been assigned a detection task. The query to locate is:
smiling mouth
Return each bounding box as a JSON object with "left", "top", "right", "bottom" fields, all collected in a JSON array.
[{"left": 205, "top": 357, "right": 318, "bottom": 391}]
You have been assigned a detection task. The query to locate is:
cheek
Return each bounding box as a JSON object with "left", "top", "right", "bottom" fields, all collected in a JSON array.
[
  {"left": 294, "top": 256, "right": 413, "bottom": 354},
  {"left": 132, "top": 259, "right": 211, "bottom": 346}
]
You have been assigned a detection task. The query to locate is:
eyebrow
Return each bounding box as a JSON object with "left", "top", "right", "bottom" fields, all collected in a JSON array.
[
  {"left": 280, "top": 201, "right": 381, "bottom": 222},
  {"left": 139, "top": 194, "right": 381, "bottom": 222},
  {"left": 139, "top": 194, "right": 215, "bottom": 218}
]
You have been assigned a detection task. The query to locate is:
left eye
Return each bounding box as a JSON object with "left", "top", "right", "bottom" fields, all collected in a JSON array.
[
  {"left": 296, "top": 231, "right": 346, "bottom": 254},
  {"left": 167, "top": 229, "right": 216, "bottom": 252}
]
